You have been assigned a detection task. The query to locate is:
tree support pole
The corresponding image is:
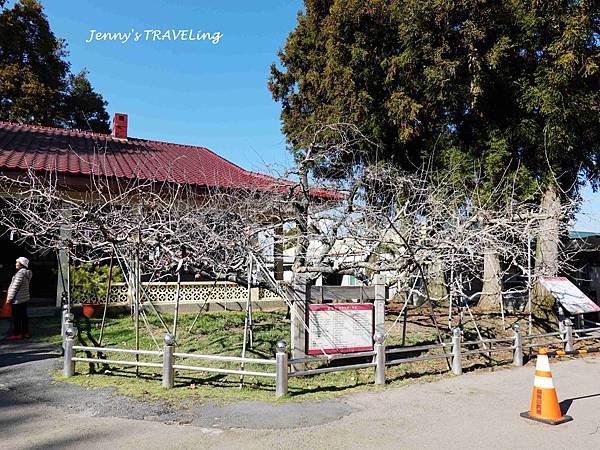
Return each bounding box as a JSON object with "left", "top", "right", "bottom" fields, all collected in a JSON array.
[
  {"left": 135, "top": 239, "right": 140, "bottom": 378},
  {"left": 240, "top": 254, "right": 253, "bottom": 388},
  {"left": 98, "top": 250, "right": 114, "bottom": 347},
  {"left": 172, "top": 259, "right": 183, "bottom": 340}
]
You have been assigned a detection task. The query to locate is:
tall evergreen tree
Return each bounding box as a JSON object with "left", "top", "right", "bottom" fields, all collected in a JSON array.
[
  {"left": 0, "top": 0, "right": 110, "bottom": 132},
  {"left": 270, "top": 0, "right": 600, "bottom": 311},
  {"left": 62, "top": 70, "right": 110, "bottom": 133},
  {"left": 0, "top": 0, "right": 69, "bottom": 125},
  {"left": 270, "top": 1, "right": 599, "bottom": 187}
]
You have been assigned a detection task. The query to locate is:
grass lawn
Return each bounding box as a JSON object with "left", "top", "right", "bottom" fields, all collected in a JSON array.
[{"left": 35, "top": 304, "right": 563, "bottom": 403}]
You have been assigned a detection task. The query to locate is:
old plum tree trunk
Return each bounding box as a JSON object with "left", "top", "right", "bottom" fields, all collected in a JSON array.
[
  {"left": 478, "top": 249, "right": 502, "bottom": 311},
  {"left": 427, "top": 258, "right": 447, "bottom": 305},
  {"left": 533, "top": 184, "right": 561, "bottom": 319}
]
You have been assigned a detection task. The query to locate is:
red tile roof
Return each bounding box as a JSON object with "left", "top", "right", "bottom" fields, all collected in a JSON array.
[{"left": 0, "top": 121, "right": 299, "bottom": 194}]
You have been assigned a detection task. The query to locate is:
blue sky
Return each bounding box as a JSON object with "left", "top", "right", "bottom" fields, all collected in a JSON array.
[
  {"left": 26, "top": 1, "right": 600, "bottom": 232},
  {"left": 42, "top": 0, "right": 304, "bottom": 173}
]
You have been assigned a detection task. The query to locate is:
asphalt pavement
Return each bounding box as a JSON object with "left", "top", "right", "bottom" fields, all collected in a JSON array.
[{"left": 2, "top": 319, "right": 600, "bottom": 449}]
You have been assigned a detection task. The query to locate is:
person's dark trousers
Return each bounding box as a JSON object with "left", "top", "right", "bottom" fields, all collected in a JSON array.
[{"left": 11, "top": 302, "right": 29, "bottom": 336}]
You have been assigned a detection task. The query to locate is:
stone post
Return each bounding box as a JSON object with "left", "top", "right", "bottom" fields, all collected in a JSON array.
[
  {"left": 374, "top": 274, "right": 386, "bottom": 336},
  {"left": 451, "top": 327, "right": 462, "bottom": 375},
  {"left": 374, "top": 332, "right": 386, "bottom": 385},
  {"left": 512, "top": 323, "right": 523, "bottom": 367},
  {"left": 162, "top": 333, "right": 175, "bottom": 388},
  {"left": 564, "top": 318, "right": 574, "bottom": 352},
  {"left": 275, "top": 340, "right": 288, "bottom": 398},
  {"left": 63, "top": 326, "right": 77, "bottom": 377}
]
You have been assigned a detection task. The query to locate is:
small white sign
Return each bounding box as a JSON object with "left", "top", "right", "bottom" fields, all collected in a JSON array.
[
  {"left": 307, "top": 303, "right": 373, "bottom": 354},
  {"left": 539, "top": 277, "right": 600, "bottom": 315}
]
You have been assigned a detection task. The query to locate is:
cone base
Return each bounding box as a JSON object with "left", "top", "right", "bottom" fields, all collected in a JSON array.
[{"left": 520, "top": 411, "right": 572, "bottom": 425}]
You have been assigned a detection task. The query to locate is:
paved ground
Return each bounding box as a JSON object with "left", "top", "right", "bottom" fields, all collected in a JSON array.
[{"left": 2, "top": 319, "right": 600, "bottom": 449}]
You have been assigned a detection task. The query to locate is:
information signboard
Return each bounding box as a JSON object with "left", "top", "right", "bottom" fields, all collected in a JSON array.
[
  {"left": 539, "top": 277, "right": 600, "bottom": 315},
  {"left": 307, "top": 303, "right": 374, "bottom": 354}
]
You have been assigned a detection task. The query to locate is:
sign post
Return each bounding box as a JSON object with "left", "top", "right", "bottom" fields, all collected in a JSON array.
[
  {"left": 539, "top": 277, "right": 600, "bottom": 336},
  {"left": 307, "top": 303, "right": 374, "bottom": 354},
  {"left": 539, "top": 277, "right": 600, "bottom": 315}
]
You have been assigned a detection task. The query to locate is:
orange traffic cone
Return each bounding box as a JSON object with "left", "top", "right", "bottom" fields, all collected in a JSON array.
[{"left": 520, "top": 348, "right": 572, "bottom": 425}]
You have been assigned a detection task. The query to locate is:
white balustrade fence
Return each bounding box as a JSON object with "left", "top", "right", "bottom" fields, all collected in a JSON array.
[{"left": 70, "top": 281, "right": 283, "bottom": 307}]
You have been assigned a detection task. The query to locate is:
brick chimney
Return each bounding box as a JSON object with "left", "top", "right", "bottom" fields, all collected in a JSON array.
[{"left": 112, "top": 113, "right": 128, "bottom": 139}]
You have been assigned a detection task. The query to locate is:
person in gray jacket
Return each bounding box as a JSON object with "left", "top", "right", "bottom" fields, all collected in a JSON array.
[{"left": 7, "top": 257, "right": 33, "bottom": 340}]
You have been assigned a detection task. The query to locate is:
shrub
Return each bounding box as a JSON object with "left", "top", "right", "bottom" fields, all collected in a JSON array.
[{"left": 70, "top": 263, "right": 124, "bottom": 303}]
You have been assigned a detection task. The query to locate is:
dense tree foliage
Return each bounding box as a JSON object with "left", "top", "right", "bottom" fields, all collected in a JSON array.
[
  {"left": 270, "top": 0, "right": 600, "bottom": 196},
  {"left": 271, "top": 1, "right": 600, "bottom": 314},
  {"left": 0, "top": 0, "right": 110, "bottom": 132},
  {"left": 62, "top": 70, "right": 110, "bottom": 133}
]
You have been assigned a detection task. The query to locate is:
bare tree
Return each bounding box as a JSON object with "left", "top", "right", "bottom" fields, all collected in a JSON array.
[{"left": 0, "top": 126, "right": 582, "bottom": 338}]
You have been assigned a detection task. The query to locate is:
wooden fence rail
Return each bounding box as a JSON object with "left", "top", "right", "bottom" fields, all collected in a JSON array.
[{"left": 61, "top": 316, "right": 595, "bottom": 398}]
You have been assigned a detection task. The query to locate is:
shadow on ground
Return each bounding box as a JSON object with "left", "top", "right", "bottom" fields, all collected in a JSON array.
[
  {"left": 560, "top": 392, "right": 600, "bottom": 415},
  {"left": 0, "top": 344, "right": 59, "bottom": 368}
]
